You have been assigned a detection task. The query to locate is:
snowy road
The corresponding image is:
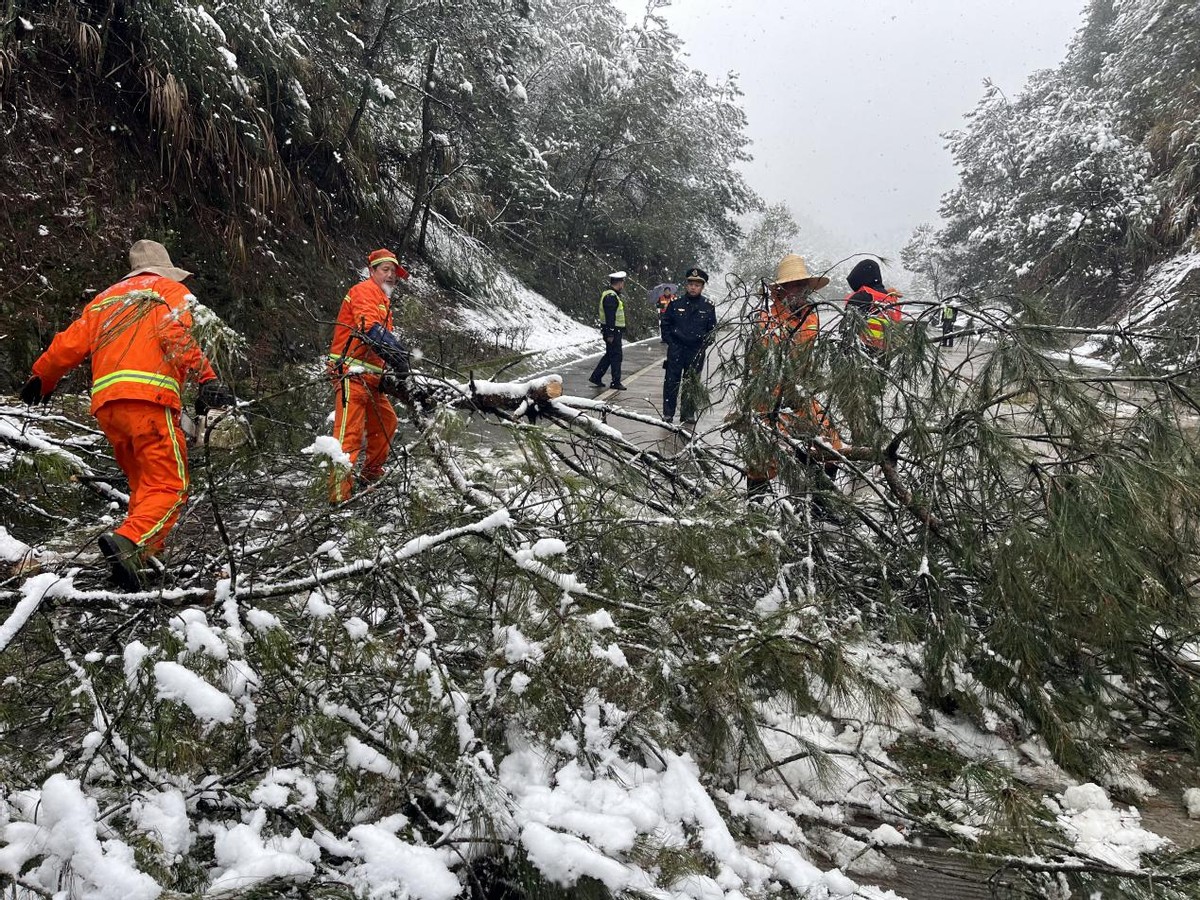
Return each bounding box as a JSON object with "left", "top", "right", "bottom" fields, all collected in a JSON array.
[
  {"left": 551, "top": 335, "right": 736, "bottom": 449},
  {"left": 456, "top": 333, "right": 739, "bottom": 459}
]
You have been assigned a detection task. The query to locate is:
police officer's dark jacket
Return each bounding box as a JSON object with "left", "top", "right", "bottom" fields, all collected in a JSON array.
[{"left": 662, "top": 294, "right": 717, "bottom": 347}]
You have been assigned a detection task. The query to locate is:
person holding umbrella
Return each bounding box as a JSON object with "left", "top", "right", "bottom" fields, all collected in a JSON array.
[{"left": 649, "top": 282, "right": 678, "bottom": 343}]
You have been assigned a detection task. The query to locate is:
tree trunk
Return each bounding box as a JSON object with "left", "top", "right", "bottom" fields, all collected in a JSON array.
[
  {"left": 400, "top": 41, "right": 440, "bottom": 256},
  {"left": 418, "top": 198, "right": 434, "bottom": 254},
  {"left": 94, "top": 0, "right": 118, "bottom": 75},
  {"left": 566, "top": 147, "right": 604, "bottom": 245},
  {"left": 332, "top": 1, "right": 396, "bottom": 164}
]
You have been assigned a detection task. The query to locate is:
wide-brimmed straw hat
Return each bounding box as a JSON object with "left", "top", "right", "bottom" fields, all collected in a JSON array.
[
  {"left": 125, "top": 239, "right": 192, "bottom": 282},
  {"left": 771, "top": 254, "right": 829, "bottom": 290}
]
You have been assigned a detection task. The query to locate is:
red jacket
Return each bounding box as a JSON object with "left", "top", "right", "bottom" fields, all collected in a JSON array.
[
  {"left": 33, "top": 274, "right": 216, "bottom": 414},
  {"left": 845, "top": 285, "right": 901, "bottom": 350},
  {"left": 328, "top": 279, "right": 394, "bottom": 379}
]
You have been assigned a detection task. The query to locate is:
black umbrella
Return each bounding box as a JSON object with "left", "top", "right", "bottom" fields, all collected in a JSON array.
[{"left": 649, "top": 283, "right": 678, "bottom": 305}]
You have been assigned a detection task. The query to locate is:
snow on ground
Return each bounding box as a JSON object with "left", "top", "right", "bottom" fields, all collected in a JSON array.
[
  {"left": 1076, "top": 250, "right": 1200, "bottom": 362},
  {"left": 453, "top": 272, "right": 600, "bottom": 359},
  {"left": 0, "top": 526, "right": 34, "bottom": 565},
  {"left": 1051, "top": 783, "right": 1170, "bottom": 871},
  {"left": 1185, "top": 788, "right": 1200, "bottom": 820},
  {"left": 420, "top": 209, "right": 601, "bottom": 366},
  {"left": 1116, "top": 251, "right": 1200, "bottom": 331}
]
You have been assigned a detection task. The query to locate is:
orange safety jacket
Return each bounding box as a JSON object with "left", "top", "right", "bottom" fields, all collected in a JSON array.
[
  {"left": 760, "top": 297, "right": 820, "bottom": 347},
  {"left": 32, "top": 274, "right": 216, "bottom": 414},
  {"left": 845, "top": 285, "right": 901, "bottom": 350},
  {"left": 747, "top": 300, "right": 842, "bottom": 479},
  {"left": 328, "top": 279, "right": 394, "bottom": 382}
]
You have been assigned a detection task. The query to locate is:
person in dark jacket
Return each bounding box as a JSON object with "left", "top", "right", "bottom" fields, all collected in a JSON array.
[
  {"left": 589, "top": 271, "right": 627, "bottom": 390},
  {"left": 661, "top": 267, "right": 718, "bottom": 424},
  {"left": 842, "top": 258, "right": 901, "bottom": 359}
]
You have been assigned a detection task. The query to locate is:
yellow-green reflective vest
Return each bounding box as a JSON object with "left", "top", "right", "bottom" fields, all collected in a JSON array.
[{"left": 599, "top": 289, "right": 626, "bottom": 329}]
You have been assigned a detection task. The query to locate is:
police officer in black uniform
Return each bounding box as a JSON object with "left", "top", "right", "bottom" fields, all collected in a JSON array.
[
  {"left": 661, "top": 267, "right": 717, "bottom": 424},
  {"left": 589, "top": 271, "right": 627, "bottom": 390}
]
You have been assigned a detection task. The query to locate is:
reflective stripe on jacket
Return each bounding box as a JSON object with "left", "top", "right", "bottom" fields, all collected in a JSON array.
[
  {"left": 329, "top": 279, "right": 394, "bottom": 378},
  {"left": 326, "top": 353, "right": 384, "bottom": 375},
  {"left": 32, "top": 274, "right": 216, "bottom": 414},
  {"left": 599, "top": 289, "right": 625, "bottom": 329},
  {"left": 845, "top": 285, "right": 901, "bottom": 350}
]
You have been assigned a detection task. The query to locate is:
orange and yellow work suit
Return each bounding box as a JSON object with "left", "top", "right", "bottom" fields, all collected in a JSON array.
[
  {"left": 747, "top": 298, "right": 843, "bottom": 481},
  {"left": 845, "top": 284, "right": 902, "bottom": 353},
  {"left": 31, "top": 274, "right": 217, "bottom": 556},
  {"left": 327, "top": 278, "right": 398, "bottom": 502}
]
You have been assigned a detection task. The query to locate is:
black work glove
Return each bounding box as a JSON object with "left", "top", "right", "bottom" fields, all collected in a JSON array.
[
  {"left": 386, "top": 351, "right": 411, "bottom": 381},
  {"left": 196, "top": 379, "right": 235, "bottom": 417},
  {"left": 378, "top": 373, "right": 409, "bottom": 397},
  {"left": 364, "top": 323, "right": 411, "bottom": 379},
  {"left": 19, "top": 376, "right": 51, "bottom": 405}
]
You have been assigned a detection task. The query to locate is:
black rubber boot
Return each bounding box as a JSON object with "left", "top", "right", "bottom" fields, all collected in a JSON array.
[{"left": 98, "top": 533, "right": 143, "bottom": 592}]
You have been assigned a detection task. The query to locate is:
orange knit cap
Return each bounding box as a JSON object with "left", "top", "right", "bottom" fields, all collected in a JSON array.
[{"left": 368, "top": 248, "right": 408, "bottom": 279}]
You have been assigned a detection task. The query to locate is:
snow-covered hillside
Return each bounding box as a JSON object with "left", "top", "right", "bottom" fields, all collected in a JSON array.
[
  {"left": 422, "top": 211, "right": 602, "bottom": 366},
  {"left": 1077, "top": 250, "right": 1200, "bottom": 368}
]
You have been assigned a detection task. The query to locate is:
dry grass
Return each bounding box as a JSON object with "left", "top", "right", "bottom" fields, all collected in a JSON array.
[
  {"left": 17, "top": 0, "right": 379, "bottom": 249},
  {"left": 144, "top": 65, "right": 195, "bottom": 181},
  {"left": 141, "top": 62, "right": 296, "bottom": 219},
  {"left": 72, "top": 20, "right": 101, "bottom": 70},
  {"left": 0, "top": 48, "right": 15, "bottom": 93}
]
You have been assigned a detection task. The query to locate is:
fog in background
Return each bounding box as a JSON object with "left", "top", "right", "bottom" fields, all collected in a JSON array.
[{"left": 615, "top": 0, "right": 1087, "bottom": 267}]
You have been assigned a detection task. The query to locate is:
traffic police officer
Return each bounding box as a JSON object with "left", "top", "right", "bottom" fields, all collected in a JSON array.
[
  {"left": 661, "top": 267, "right": 717, "bottom": 424},
  {"left": 589, "top": 271, "right": 628, "bottom": 390}
]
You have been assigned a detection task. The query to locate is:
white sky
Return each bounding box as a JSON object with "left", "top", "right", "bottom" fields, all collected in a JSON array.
[{"left": 614, "top": 0, "right": 1087, "bottom": 259}]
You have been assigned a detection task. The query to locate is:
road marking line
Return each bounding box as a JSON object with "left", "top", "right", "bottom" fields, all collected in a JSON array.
[{"left": 597, "top": 356, "right": 663, "bottom": 400}]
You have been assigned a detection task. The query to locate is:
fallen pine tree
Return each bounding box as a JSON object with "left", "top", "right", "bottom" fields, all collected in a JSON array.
[{"left": 0, "top": 291, "right": 1199, "bottom": 898}]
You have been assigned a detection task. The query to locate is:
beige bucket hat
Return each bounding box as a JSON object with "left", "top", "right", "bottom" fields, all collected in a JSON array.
[
  {"left": 125, "top": 239, "right": 192, "bottom": 282},
  {"left": 771, "top": 254, "right": 830, "bottom": 291}
]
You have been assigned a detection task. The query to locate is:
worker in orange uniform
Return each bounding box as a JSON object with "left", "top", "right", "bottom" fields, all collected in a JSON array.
[
  {"left": 19, "top": 240, "right": 233, "bottom": 591},
  {"left": 327, "top": 248, "right": 412, "bottom": 503},
  {"left": 843, "top": 258, "right": 901, "bottom": 360},
  {"left": 744, "top": 254, "right": 842, "bottom": 500}
]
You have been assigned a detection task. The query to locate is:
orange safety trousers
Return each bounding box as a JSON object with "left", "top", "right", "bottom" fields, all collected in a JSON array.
[
  {"left": 329, "top": 376, "right": 398, "bottom": 502},
  {"left": 95, "top": 399, "right": 189, "bottom": 556}
]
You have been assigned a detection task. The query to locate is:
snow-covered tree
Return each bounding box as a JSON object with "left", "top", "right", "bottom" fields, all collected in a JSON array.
[
  {"left": 922, "top": 0, "right": 1200, "bottom": 338},
  {"left": 506, "top": 2, "right": 756, "bottom": 320},
  {"left": 899, "top": 222, "right": 952, "bottom": 305},
  {"left": 727, "top": 203, "right": 802, "bottom": 290},
  {"left": 937, "top": 75, "right": 1158, "bottom": 320}
]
